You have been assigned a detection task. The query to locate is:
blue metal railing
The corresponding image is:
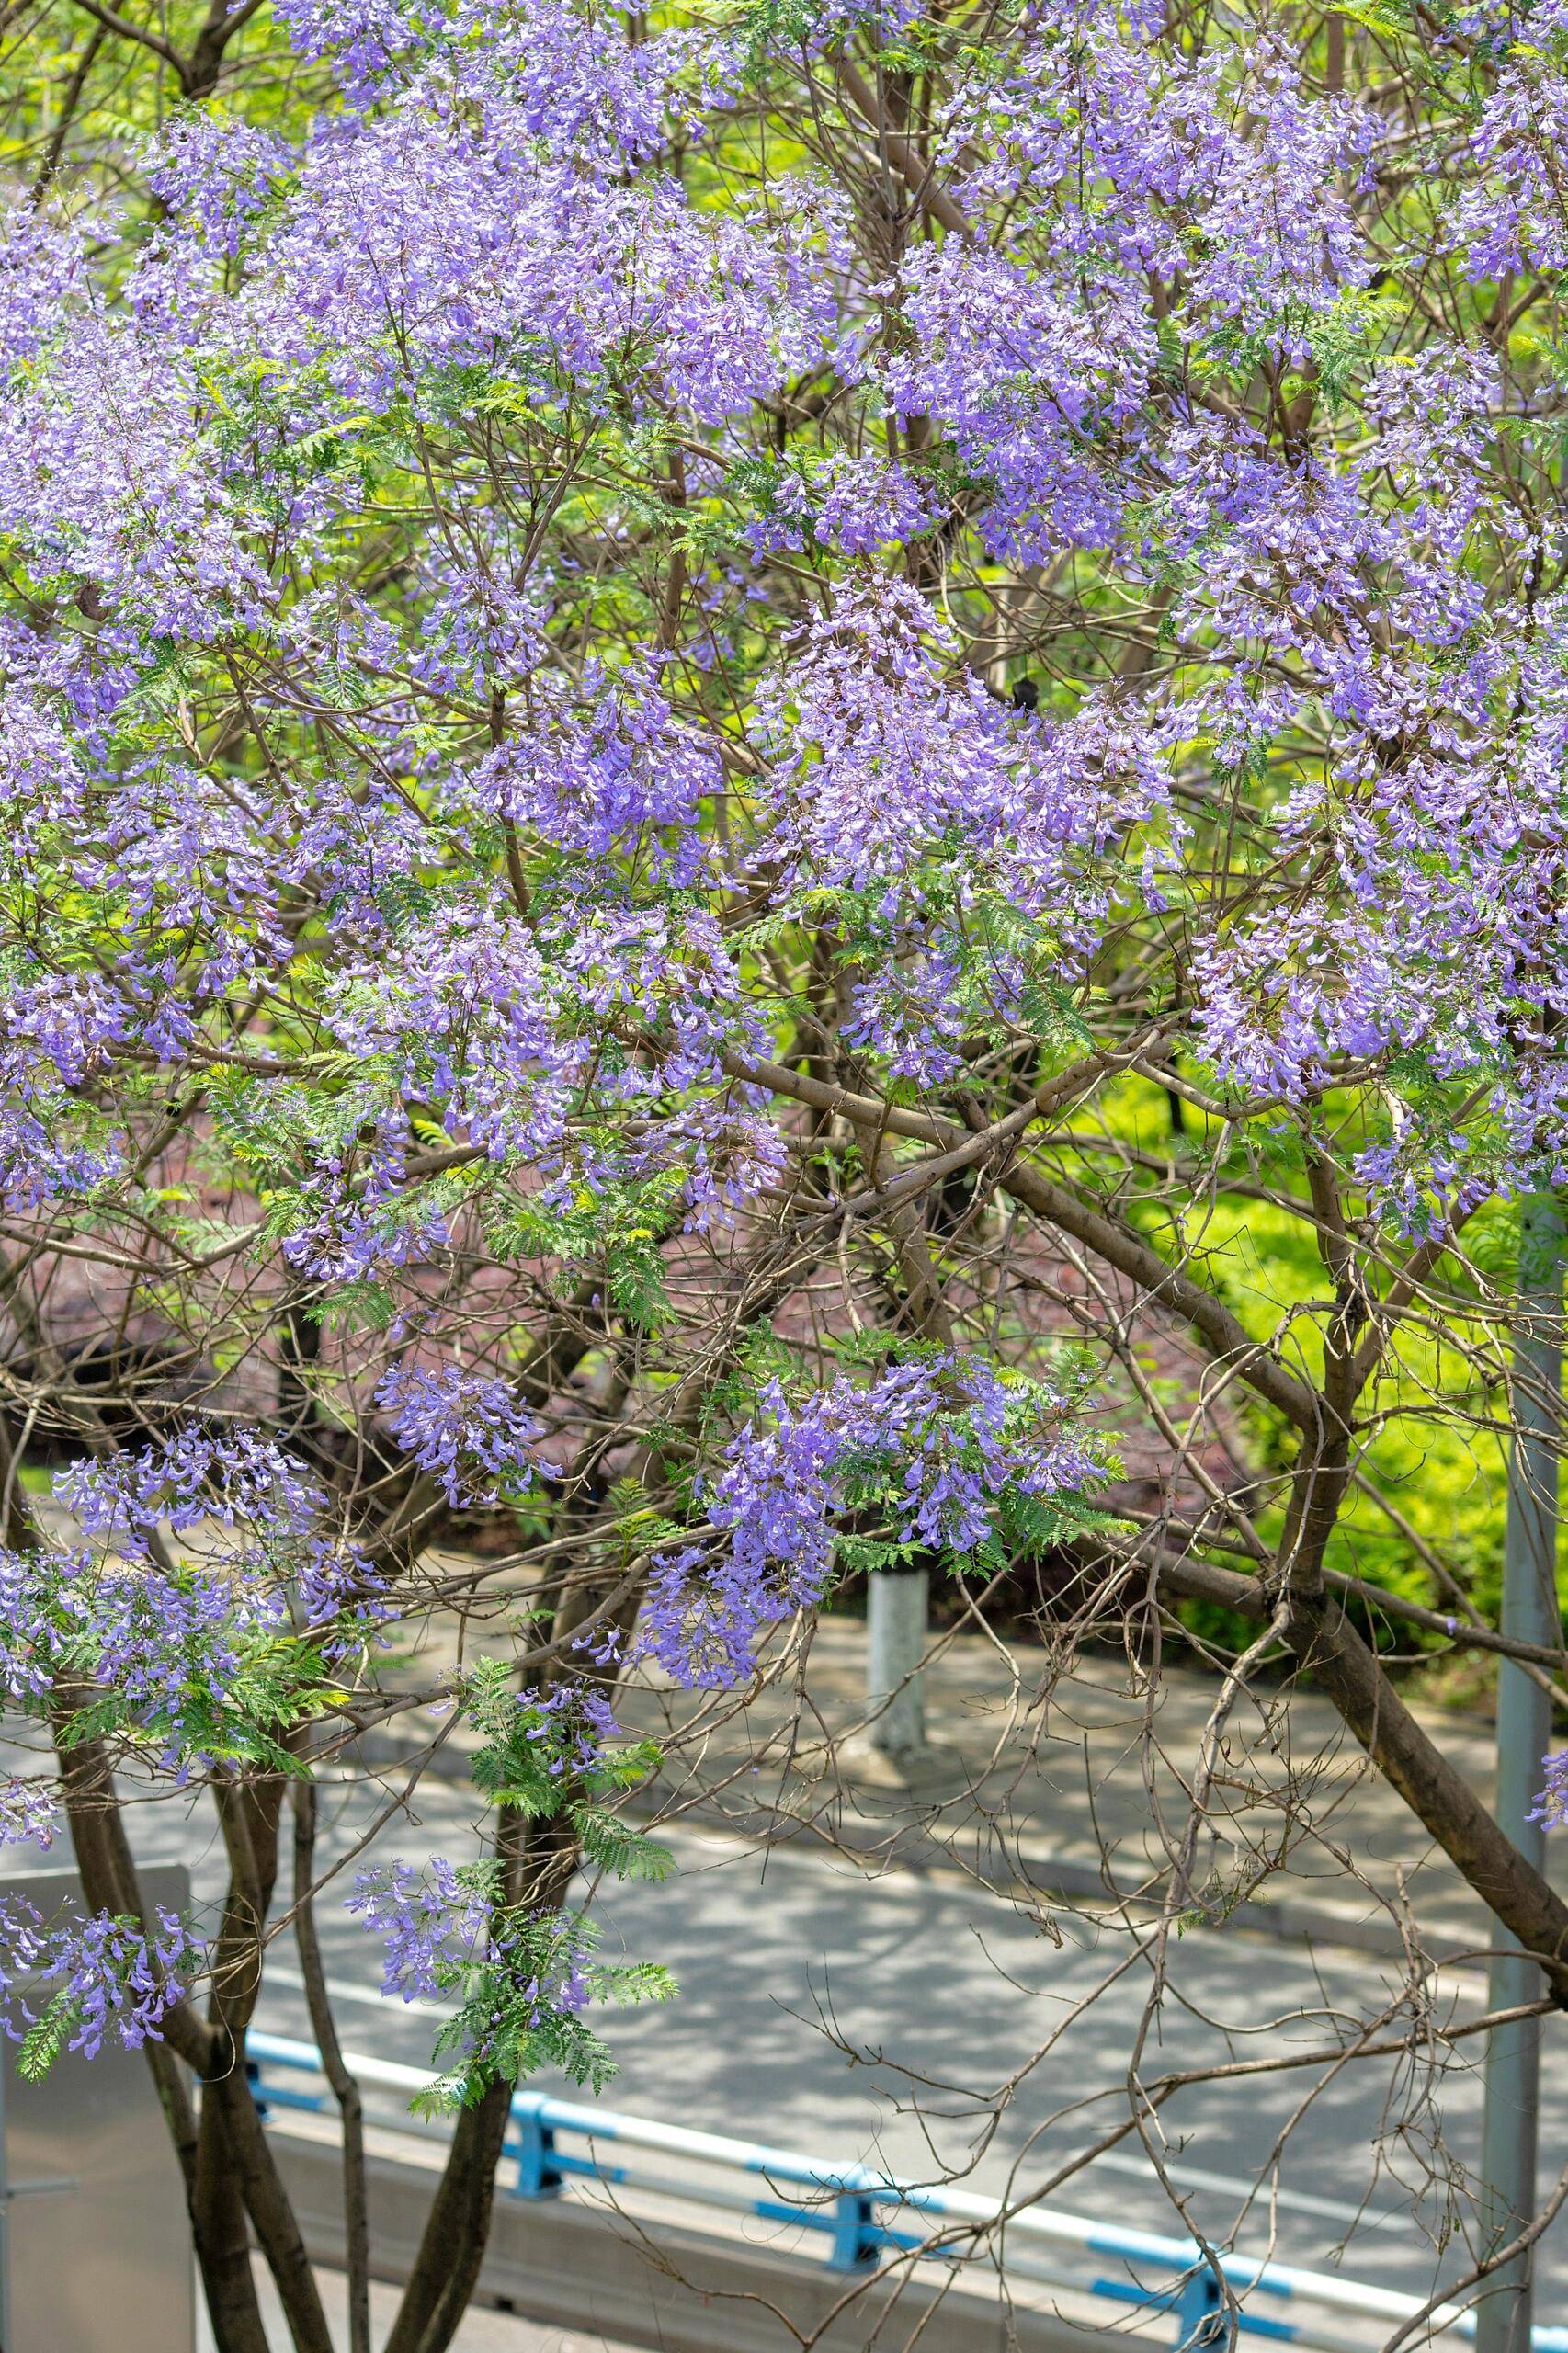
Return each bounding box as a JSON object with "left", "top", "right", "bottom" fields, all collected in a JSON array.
[{"left": 247, "top": 2031, "right": 1568, "bottom": 2352}]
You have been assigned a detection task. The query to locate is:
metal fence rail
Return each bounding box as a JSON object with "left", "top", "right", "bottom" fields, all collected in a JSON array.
[{"left": 248, "top": 2032, "right": 1568, "bottom": 2352}]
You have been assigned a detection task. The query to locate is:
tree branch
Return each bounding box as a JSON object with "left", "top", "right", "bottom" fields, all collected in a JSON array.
[
  {"left": 1139, "top": 1542, "right": 1568, "bottom": 1996},
  {"left": 835, "top": 53, "right": 973, "bottom": 240}
]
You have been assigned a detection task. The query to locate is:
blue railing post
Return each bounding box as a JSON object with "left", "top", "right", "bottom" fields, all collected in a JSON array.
[
  {"left": 1173, "top": 2264, "right": 1226, "bottom": 2348},
  {"left": 246, "top": 2057, "right": 267, "bottom": 2123},
  {"left": 509, "top": 2096, "right": 563, "bottom": 2200},
  {"left": 249, "top": 2034, "right": 1501, "bottom": 2340},
  {"left": 827, "top": 2179, "right": 880, "bottom": 2272}
]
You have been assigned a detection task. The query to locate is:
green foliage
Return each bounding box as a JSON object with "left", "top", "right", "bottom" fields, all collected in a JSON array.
[
  {"left": 482, "top": 1167, "right": 682, "bottom": 1330},
  {"left": 463, "top": 1659, "right": 673, "bottom": 1873},
  {"left": 411, "top": 1904, "right": 677, "bottom": 2113},
  {"left": 17, "top": 1988, "right": 79, "bottom": 2082},
  {"left": 1305, "top": 290, "right": 1406, "bottom": 412},
  {"left": 572, "top": 1802, "right": 677, "bottom": 1883}
]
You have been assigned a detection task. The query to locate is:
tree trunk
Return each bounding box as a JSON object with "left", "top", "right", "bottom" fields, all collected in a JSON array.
[
  {"left": 1153, "top": 1547, "right": 1568, "bottom": 1995},
  {"left": 380, "top": 2078, "right": 518, "bottom": 2353}
]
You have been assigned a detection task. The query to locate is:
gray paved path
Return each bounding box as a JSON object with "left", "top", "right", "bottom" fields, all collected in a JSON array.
[
  {"left": 18, "top": 1617, "right": 1568, "bottom": 2343},
  {"left": 153, "top": 1788, "right": 1568, "bottom": 2324},
  {"left": 362, "top": 1609, "right": 1555, "bottom": 1964},
  {"left": 225, "top": 2265, "right": 639, "bottom": 2352}
]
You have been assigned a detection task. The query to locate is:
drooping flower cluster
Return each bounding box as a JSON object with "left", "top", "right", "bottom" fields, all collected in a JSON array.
[
  {"left": 56, "top": 1428, "right": 377, "bottom": 1625},
  {"left": 642, "top": 1357, "right": 1107, "bottom": 1688},
  {"left": 0, "top": 1779, "right": 60, "bottom": 1850},
  {"left": 374, "top": 1364, "right": 544, "bottom": 1507},
  {"left": 347, "top": 1858, "right": 664, "bottom": 2103},
  {"left": 1532, "top": 1752, "right": 1568, "bottom": 1833},
  {"left": 512, "top": 1683, "right": 621, "bottom": 1782},
  {"left": 0, "top": 1433, "right": 384, "bottom": 1764},
  {"left": 349, "top": 1858, "right": 494, "bottom": 2003},
  {"left": 0, "top": 1898, "right": 197, "bottom": 2062},
  {"left": 57, "top": 1427, "right": 322, "bottom": 1543},
  {"left": 351, "top": 1859, "right": 590, "bottom": 2020}
]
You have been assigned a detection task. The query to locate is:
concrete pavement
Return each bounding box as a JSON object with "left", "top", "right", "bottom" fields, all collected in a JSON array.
[
  {"left": 17, "top": 1610, "right": 1567, "bottom": 2344},
  {"left": 228, "top": 1793, "right": 1567, "bottom": 2322},
  {"left": 357, "top": 1608, "right": 1551, "bottom": 1969},
  {"left": 241, "top": 2266, "right": 640, "bottom": 2353}
]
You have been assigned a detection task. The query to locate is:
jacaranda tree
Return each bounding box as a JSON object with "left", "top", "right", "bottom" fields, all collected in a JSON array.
[{"left": 5, "top": 0, "right": 1568, "bottom": 2345}]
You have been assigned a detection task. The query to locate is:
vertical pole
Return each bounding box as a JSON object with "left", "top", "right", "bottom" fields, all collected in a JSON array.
[
  {"left": 826, "top": 2179, "right": 880, "bottom": 2271},
  {"left": 508, "top": 2097, "right": 562, "bottom": 2199},
  {"left": 1477, "top": 1192, "right": 1562, "bottom": 2353},
  {"left": 0, "top": 2049, "right": 10, "bottom": 2353},
  {"left": 867, "top": 1566, "right": 930, "bottom": 1763},
  {"left": 1172, "top": 2262, "right": 1224, "bottom": 2349}
]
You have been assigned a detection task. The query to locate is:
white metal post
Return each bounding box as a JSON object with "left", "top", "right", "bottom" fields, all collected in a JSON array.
[{"left": 867, "top": 1566, "right": 930, "bottom": 1763}]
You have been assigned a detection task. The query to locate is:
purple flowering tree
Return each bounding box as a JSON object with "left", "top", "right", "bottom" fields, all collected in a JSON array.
[{"left": 3, "top": 0, "right": 1568, "bottom": 2344}]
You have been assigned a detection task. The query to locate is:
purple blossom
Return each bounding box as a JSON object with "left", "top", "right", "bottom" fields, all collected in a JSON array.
[
  {"left": 348, "top": 1861, "right": 598, "bottom": 2069},
  {"left": 0, "top": 1540, "right": 278, "bottom": 1751},
  {"left": 22, "top": 1432, "right": 383, "bottom": 1745},
  {"left": 0, "top": 1898, "right": 197, "bottom": 2060},
  {"left": 642, "top": 1357, "right": 1105, "bottom": 1688},
  {"left": 515, "top": 1684, "right": 620, "bottom": 1779},
  {"left": 349, "top": 1859, "right": 492, "bottom": 2001},
  {"left": 0, "top": 1780, "right": 59, "bottom": 1850},
  {"left": 148, "top": 117, "right": 294, "bottom": 255},
  {"left": 468, "top": 666, "right": 719, "bottom": 881},
  {"left": 325, "top": 906, "right": 572, "bottom": 1165},
  {"left": 57, "top": 1428, "right": 324, "bottom": 1542},
  {"left": 1532, "top": 1752, "right": 1568, "bottom": 1832},
  {"left": 375, "top": 1364, "right": 544, "bottom": 1507}
]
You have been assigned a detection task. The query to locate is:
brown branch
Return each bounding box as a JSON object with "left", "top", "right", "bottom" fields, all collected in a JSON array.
[
  {"left": 186, "top": 0, "right": 265, "bottom": 97},
  {"left": 1140, "top": 1543, "right": 1568, "bottom": 1997},
  {"left": 28, "top": 25, "right": 106, "bottom": 208},
  {"left": 834, "top": 54, "right": 973, "bottom": 240},
  {"left": 719, "top": 1044, "right": 1321, "bottom": 1428},
  {"left": 65, "top": 0, "right": 186, "bottom": 83},
  {"left": 995, "top": 1153, "right": 1322, "bottom": 1431},
  {"left": 65, "top": 0, "right": 261, "bottom": 98},
  {"left": 208, "top": 1775, "right": 335, "bottom": 2353},
  {"left": 292, "top": 1779, "right": 371, "bottom": 2353}
]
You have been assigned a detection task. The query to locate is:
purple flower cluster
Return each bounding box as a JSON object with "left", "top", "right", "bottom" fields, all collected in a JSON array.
[
  {"left": 1532, "top": 1752, "right": 1568, "bottom": 1833},
  {"left": 374, "top": 1364, "right": 544, "bottom": 1507},
  {"left": 278, "top": 1104, "right": 454, "bottom": 1286},
  {"left": 349, "top": 1859, "right": 603, "bottom": 2097},
  {"left": 0, "top": 1898, "right": 196, "bottom": 2060},
  {"left": 642, "top": 1357, "right": 1104, "bottom": 1688},
  {"left": 751, "top": 576, "right": 1170, "bottom": 972},
  {"left": 57, "top": 1427, "right": 323, "bottom": 1542},
  {"left": 0, "top": 1779, "right": 59, "bottom": 1850},
  {"left": 348, "top": 1858, "right": 493, "bottom": 2001},
  {"left": 1456, "top": 0, "right": 1568, "bottom": 275},
  {"left": 3, "top": 0, "right": 1558, "bottom": 1243},
  {"left": 469, "top": 665, "right": 719, "bottom": 880},
  {"left": 325, "top": 906, "right": 570, "bottom": 1165},
  {"left": 515, "top": 1684, "right": 620, "bottom": 1780},
  {"left": 0, "top": 1427, "right": 387, "bottom": 1759},
  {"left": 58, "top": 1428, "right": 377, "bottom": 1627},
  {"left": 0, "top": 1536, "right": 316, "bottom": 1762}
]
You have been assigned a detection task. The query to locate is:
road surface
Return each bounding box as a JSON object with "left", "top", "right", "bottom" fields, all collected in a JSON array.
[{"left": 109, "top": 1768, "right": 1568, "bottom": 2327}]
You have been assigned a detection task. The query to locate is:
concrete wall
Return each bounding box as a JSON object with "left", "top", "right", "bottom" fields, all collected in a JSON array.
[{"left": 272, "top": 2135, "right": 1116, "bottom": 2353}]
